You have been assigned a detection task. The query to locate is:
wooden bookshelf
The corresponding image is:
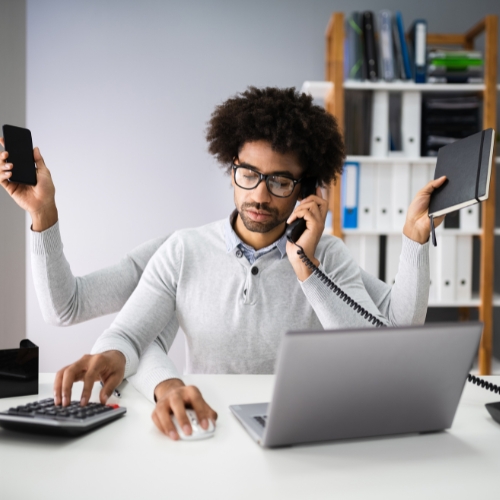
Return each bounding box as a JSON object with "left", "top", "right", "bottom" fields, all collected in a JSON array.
[{"left": 324, "top": 13, "right": 498, "bottom": 375}]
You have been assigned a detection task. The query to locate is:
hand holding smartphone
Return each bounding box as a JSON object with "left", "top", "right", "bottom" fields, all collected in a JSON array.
[
  {"left": 1, "top": 126, "right": 58, "bottom": 231},
  {"left": 2, "top": 124, "right": 37, "bottom": 186}
]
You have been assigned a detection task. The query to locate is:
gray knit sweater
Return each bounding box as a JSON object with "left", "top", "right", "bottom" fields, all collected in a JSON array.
[{"left": 31, "top": 219, "right": 430, "bottom": 402}]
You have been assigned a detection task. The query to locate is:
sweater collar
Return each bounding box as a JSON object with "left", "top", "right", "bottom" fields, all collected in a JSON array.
[{"left": 224, "top": 210, "right": 287, "bottom": 259}]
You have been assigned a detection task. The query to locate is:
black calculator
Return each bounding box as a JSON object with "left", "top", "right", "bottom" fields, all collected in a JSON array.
[{"left": 0, "top": 398, "right": 126, "bottom": 436}]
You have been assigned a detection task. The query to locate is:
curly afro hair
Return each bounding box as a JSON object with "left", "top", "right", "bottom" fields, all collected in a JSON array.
[{"left": 206, "top": 86, "right": 345, "bottom": 186}]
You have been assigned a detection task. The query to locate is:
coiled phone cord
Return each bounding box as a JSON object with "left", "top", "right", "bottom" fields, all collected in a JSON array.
[
  {"left": 467, "top": 374, "right": 500, "bottom": 394},
  {"left": 295, "top": 242, "right": 500, "bottom": 392},
  {"left": 294, "top": 243, "right": 385, "bottom": 328}
]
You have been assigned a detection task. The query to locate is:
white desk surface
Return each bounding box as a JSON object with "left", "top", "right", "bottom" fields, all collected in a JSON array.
[{"left": 0, "top": 374, "right": 499, "bottom": 500}]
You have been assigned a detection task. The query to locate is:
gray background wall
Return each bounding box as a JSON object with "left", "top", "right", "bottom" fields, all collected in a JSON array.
[
  {"left": 1, "top": 0, "right": 498, "bottom": 372},
  {"left": 0, "top": 0, "right": 25, "bottom": 350}
]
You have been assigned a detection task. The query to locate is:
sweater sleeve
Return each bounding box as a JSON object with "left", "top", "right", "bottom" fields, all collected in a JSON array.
[
  {"left": 299, "top": 236, "right": 388, "bottom": 328},
  {"left": 91, "top": 234, "right": 182, "bottom": 378},
  {"left": 30, "top": 221, "right": 168, "bottom": 326},
  {"left": 359, "top": 235, "right": 430, "bottom": 325},
  {"left": 300, "top": 234, "right": 429, "bottom": 329},
  {"left": 127, "top": 336, "right": 181, "bottom": 403}
]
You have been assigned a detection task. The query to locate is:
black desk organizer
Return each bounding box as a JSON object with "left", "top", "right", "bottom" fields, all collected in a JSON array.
[{"left": 0, "top": 340, "right": 39, "bottom": 399}]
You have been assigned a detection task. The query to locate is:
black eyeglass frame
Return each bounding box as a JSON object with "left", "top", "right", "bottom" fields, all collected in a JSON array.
[{"left": 231, "top": 160, "right": 303, "bottom": 198}]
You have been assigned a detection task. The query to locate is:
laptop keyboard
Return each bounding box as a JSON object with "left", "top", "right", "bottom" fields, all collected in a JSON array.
[{"left": 253, "top": 415, "right": 268, "bottom": 427}]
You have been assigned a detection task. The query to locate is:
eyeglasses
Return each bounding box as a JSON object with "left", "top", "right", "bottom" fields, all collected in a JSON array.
[{"left": 232, "top": 161, "right": 302, "bottom": 198}]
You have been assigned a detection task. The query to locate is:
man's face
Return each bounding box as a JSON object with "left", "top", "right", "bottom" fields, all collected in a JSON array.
[{"left": 232, "top": 141, "right": 303, "bottom": 234}]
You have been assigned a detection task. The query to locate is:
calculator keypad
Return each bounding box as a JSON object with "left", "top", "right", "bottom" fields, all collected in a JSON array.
[{"left": 6, "top": 398, "right": 114, "bottom": 420}]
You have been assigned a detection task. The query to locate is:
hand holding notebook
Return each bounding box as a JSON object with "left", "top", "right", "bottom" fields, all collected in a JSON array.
[
  {"left": 403, "top": 176, "right": 447, "bottom": 244},
  {"left": 428, "top": 128, "right": 495, "bottom": 246}
]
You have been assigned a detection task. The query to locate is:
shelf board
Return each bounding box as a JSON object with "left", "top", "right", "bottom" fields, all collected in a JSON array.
[
  {"left": 344, "top": 80, "right": 485, "bottom": 92},
  {"left": 302, "top": 80, "right": 497, "bottom": 99},
  {"left": 346, "top": 155, "right": 436, "bottom": 164},
  {"left": 429, "top": 293, "right": 500, "bottom": 307},
  {"left": 340, "top": 228, "right": 482, "bottom": 236}
]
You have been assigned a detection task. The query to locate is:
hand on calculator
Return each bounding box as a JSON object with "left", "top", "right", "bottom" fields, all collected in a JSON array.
[{"left": 53, "top": 350, "right": 126, "bottom": 407}]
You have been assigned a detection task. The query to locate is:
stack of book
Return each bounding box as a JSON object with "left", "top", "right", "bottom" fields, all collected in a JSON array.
[
  {"left": 427, "top": 50, "right": 484, "bottom": 84},
  {"left": 344, "top": 11, "right": 425, "bottom": 82}
]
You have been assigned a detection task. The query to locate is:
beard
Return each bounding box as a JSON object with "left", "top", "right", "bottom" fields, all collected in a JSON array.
[{"left": 238, "top": 202, "right": 291, "bottom": 234}]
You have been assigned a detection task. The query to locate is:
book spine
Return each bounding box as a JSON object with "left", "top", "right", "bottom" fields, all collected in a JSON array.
[
  {"left": 378, "top": 11, "right": 395, "bottom": 81},
  {"left": 412, "top": 20, "right": 427, "bottom": 83},
  {"left": 396, "top": 12, "right": 412, "bottom": 80},
  {"left": 392, "top": 14, "right": 405, "bottom": 79},
  {"left": 362, "top": 11, "right": 379, "bottom": 81}
]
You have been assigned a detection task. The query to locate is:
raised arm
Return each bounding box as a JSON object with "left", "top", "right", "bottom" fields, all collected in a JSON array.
[
  {"left": 359, "top": 235, "right": 430, "bottom": 325},
  {"left": 352, "top": 176, "right": 449, "bottom": 325},
  {"left": 1, "top": 138, "right": 168, "bottom": 324}
]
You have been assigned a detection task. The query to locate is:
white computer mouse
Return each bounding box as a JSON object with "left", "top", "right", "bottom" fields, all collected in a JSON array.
[{"left": 172, "top": 409, "right": 215, "bottom": 440}]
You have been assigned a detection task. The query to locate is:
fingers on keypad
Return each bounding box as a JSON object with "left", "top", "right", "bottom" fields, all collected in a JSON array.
[{"left": 7, "top": 398, "right": 115, "bottom": 420}]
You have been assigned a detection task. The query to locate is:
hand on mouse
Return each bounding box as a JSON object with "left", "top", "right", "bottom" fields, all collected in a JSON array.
[
  {"left": 152, "top": 378, "right": 218, "bottom": 440},
  {"left": 0, "top": 138, "right": 58, "bottom": 232}
]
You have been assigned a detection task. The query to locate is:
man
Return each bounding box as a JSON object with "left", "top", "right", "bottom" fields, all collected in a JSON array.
[{"left": 1, "top": 87, "right": 445, "bottom": 440}]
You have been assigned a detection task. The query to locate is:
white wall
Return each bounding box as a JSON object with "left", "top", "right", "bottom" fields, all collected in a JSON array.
[
  {"left": 25, "top": 0, "right": 500, "bottom": 371},
  {"left": 0, "top": 0, "right": 26, "bottom": 350}
]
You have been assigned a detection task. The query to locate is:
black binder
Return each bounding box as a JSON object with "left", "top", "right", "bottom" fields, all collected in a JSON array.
[
  {"left": 0, "top": 340, "right": 39, "bottom": 399},
  {"left": 362, "top": 11, "right": 379, "bottom": 81}
]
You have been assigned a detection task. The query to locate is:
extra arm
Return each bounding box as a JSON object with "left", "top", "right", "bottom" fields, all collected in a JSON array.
[
  {"left": 31, "top": 221, "right": 168, "bottom": 325},
  {"left": 298, "top": 234, "right": 430, "bottom": 329},
  {"left": 359, "top": 235, "right": 430, "bottom": 326}
]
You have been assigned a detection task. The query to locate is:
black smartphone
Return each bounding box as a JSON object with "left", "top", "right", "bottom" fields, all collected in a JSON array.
[
  {"left": 285, "top": 177, "right": 318, "bottom": 243},
  {"left": 2, "top": 124, "right": 37, "bottom": 186}
]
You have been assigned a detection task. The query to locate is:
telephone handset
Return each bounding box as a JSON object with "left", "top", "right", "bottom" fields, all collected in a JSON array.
[{"left": 285, "top": 177, "right": 318, "bottom": 243}]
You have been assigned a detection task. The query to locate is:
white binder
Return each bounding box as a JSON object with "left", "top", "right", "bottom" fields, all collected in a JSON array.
[
  {"left": 401, "top": 91, "right": 421, "bottom": 157},
  {"left": 370, "top": 90, "right": 389, "bottom": 156},
  {"left": 385, "top": 235, "right": 402, "bottom": 286},
  {"left": 376, "top": 163, "right": 392, "bottom": 231},
  {"left": 358, "top": 161, "right": 376, "bottom": 230},
  {"left": 460, "top": 204, "right": 480, "bottom": 231},
  {"left": 410, "top": 163, "right": 428, "bottom": 200},
  {"left": 456, "top": 235, "right": 473, "bottom": 302},
  {"left": 344, "top": 235, "right": 380, "bottom": 278},
  {"left": 436, "top": 234, "right": 456, "bottom": 303},
  {"left": 392, "top": 161, "right": 410, "bottom": 231},
  {"left": 427, "top": 161, "right": 436, "bottom": 183}
]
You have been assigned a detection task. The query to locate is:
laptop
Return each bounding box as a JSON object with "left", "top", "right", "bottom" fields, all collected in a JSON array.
[{"left": 230, "top": 322, "right": 482, "bottom": 448}]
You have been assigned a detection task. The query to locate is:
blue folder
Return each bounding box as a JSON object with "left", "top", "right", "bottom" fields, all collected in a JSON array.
[
  {"left": 396, "top": 12, "right": 412, "bottom": 80},
  {"left": 341, "top": 162, "right": 359, "bottom": 229}
]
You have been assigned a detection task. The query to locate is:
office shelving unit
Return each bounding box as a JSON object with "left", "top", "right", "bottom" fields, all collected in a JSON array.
[{"left": 323, "top": 13, "right": 498, "bottom": 374}]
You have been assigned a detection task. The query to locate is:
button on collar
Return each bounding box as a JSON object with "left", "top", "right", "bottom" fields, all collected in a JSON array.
[{"left": 236, "top": 250, "right": 243, "bottom": 258}]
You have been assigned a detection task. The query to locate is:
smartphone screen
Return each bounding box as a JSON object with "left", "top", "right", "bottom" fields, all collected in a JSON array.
[{"left": 2, "top": 124, "right": 37, "bottom": 186}]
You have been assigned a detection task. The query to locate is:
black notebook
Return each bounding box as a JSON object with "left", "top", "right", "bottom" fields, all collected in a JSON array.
[{"left": 428, "top": 128, "right": 495, "bottom": 218}]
